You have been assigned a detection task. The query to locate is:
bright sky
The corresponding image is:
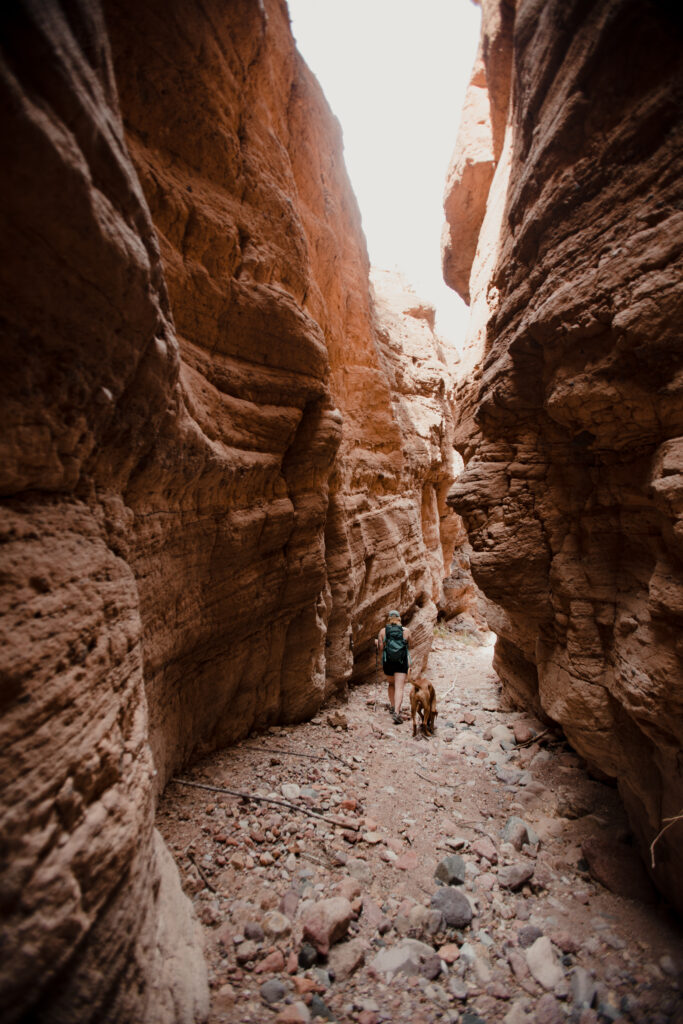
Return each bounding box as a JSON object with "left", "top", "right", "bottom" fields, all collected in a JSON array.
[{"left": 287, "top": 0, "right": 481, "bottom": 347}]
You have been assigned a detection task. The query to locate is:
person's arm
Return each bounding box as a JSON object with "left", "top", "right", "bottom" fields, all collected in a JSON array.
[{"left": 376, "top": 627, "right": 385, "bottom": 655}]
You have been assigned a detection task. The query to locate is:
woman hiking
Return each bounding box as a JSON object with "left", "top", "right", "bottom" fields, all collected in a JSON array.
[{"left": 376, "top": 609, "right": 411, "bottom": 725}]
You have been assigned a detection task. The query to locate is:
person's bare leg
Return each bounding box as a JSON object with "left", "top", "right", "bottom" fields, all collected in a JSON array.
[
  {"left": 387, "top": 679, "right": 395, "bottom": 709},
  {"left": 393, "top": 672, "right": 407, "bottom": 715}
]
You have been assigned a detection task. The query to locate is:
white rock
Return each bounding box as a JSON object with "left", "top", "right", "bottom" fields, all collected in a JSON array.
[
  {"left": 281, "top": 783, "right": 301, "bottom": 801},
  {"left": 526, "top": 936, "right": 564, "bottom": 990}
]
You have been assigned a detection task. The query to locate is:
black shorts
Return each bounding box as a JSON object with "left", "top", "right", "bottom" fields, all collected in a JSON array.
[{"left": 383, "top": 654, "right": 408, "bottom": 676}]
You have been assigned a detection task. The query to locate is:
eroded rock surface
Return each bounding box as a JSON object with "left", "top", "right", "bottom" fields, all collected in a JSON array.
[
  {"left": 0, "top": 0, "right": 461, "bottom": 1019},
  {"left": 443, "top": 0, "right": 683, "bottom": 910}
]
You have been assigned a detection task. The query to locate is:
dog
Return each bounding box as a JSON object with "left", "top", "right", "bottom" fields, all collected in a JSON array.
[{"left": 410, "top": 677, "right": 438, "bottom": 738}]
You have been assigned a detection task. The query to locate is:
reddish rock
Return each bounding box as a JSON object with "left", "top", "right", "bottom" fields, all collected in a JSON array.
[
  {"left": 513, "top": 722, "right": 536, "bottom": 745},
  {"left": 472, "top": 836, "right": 498, "bottom": 864},
  {"left": 395, "top": 849, "right": 420, "bottom": 872},
  {"left": 254, "top": 949, "right": 286, "bottom": 974},
  {"left": 443, "top": 0, "right": 683, "bottom": 914},
  {"left": 301, "top": 897, "right": 354, "bottom": 956}
]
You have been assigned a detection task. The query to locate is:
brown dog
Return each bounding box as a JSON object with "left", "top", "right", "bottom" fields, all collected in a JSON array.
[{"left": 410, "top": 677, "right": 438, "bottom": 737}]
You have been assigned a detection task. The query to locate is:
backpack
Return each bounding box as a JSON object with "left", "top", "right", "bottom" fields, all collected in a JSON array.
[{"left": 383, "top": 622, "right": 407, "bottom": 664}]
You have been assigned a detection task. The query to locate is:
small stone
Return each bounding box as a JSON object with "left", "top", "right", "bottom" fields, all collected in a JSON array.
[
  {"left": 335, "top": 877, "right": 361, "bottom": 902},
  {"left": 502, "top": 816, "right": 539, "bottom": 850},
  {"left": 395, "top": 849, "right": 419, "bottom": 871},
  {"left": 346, "top": 857, "right": 372, "bottom": 884},
  {"left": 513, "top": 722, "right": 536, "bottom": 744},
  {"left": 421, "top": 953, "right": 443, "bottom": 980},
  {"left": 570, "top": 966, "right": 597, "bottom": 1009},
  {"left": 281, "top": 783, "right": 301, "bottom": 801},
  {"left": 326, "top": 712, "right": 348, "bottom": 730},
  {"left": 438, "top": 942, "right": 460, "bottom": 964},
  {"left": 255, "top": 949, "right": 286, "bottom": 973},
  {"left": 370, "top": 938, "right": 436, "bottom": 979},
  {"left": 549, "top": 930, "right": 580, "bottom": 954},
  {"left": 517, "top": 924, "right": 543, "bottom": 948},
  {"left": 281, "top": 889, "right": 299, "bottom": 919},
  {"left": 263, "top": 910, "right": 292, "bottom": 940},
  {"left": 533, "top": 993, "right": 564, "bottom": 1024},
  {"left": 328, "top": 938, "right": 365, "bottom": 980},
  {"left": 310, "top": 993, "right": 335, "bottom": 1020},
  {"left": 244, "top": 921, "right": 264, "bottom": 942},
  {"left": 498, "top": 861, "right": 535, "bottom": 890},
  {"left": 260, "top": 979, "right": 287, "bottom": 1004},
  {"left": 472, "top": 836, "right": 498, "bottom": 864},
  {"left": 434, "top": 853, "right": 466, "bottom": 885},
  {"left": 275, "top": 1003, "right": 311, "bottom": 1023},
  {"left": 235, "top": 939, "right": 258, "bottom": 964},
  {"left": 430, "top": 886, "right": 473, "bottom": 927},
  {"left": 504, "top": 1000, "right": 532, "bottom": 1024},
  {"left": 526, "top": 936, "right": 564, "bottom": 991},
  {"left": 213, "top": 983, "right": 236, "bottom": 1012},
  {"left": 449, "top": 977, "right": 469, "bottom": 1000},
  {"left": 298, "top": 943, "right": 318, "bottom": 969},
  {"left": 302, "top": 896, "right": 354, "bottom": 955}
]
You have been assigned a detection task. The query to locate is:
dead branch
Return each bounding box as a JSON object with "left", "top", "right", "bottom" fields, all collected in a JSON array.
[
  {"left": 650, "top": 810, "right": 683, "bottom": 868},
  {"left": 516, "top": 727, "right": 551, "bottom": 749},
  {"left": 323, "top": 746, "right": 349, "bottom": 765},
  {"left": 187, "top": 851, "right": 217, "bottom": 893},
  {"left": 442, "top": 684, "right": 455, "bottom": 700},
  {"left": 171, "top": 777, "right": 360, "bottom": 831},
  {"left": 414, "top": 769, "right": 459, "bottom": 791}
]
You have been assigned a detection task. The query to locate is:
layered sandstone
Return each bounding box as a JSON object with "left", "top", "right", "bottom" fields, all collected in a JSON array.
[
  {"left": 444, "top": 0, "right": 683, "bottom": 910},
  {"left": 0, "top": 0, "right": 461, "bottom": 1018}
]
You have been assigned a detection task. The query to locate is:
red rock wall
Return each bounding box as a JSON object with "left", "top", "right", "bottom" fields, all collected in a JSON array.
[
  {"left": 0, "top": 1, "right": 460, "bottom": 1018},
  {"left": 0, "top": 3, "right": 208, "bottom": 1021},
  {"left": 444, "top": 0, "right": 683, "bottom": 910}
]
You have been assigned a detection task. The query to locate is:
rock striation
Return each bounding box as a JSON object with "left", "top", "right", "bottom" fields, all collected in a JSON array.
[
  {"left": 443, "top": 0, "right": 683, "bottom": 910},
  {"left": 0, "top": 0, "right": 461, "bottom": 1019}
]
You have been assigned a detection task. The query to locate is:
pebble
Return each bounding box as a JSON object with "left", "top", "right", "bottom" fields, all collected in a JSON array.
[
  {"left": 281, "top": 783, "right": 301, "bottom": 801},
  {"left": 533, "top": 993, "right": 564, "bottom": 1024},
  {"left": 526, "top": 936, "right": 565, "bottom": 991},
  {"left": 371, "top": 938, "right": 435, "bottom": 980},
  {"left": 571, "top": 966, "right": 597, "bottom": 1009},
  {"left": 517, "top": 924, "right": 544, "bottom": 948},
  {"left": 498, "top": 861, "right": 535, "bottom": 890},
  {"left": 434, "top": 853, "right": 467, "bottom": 885},
  {"left": 430, "top": 886, "right": 473, "bottom": 927},
  {"left": 235, "top": 940, "right": 258, "bottom": 964},
  {"left": 260, "top": 978, "right": 286, "bottom": 1003},
  {"left": 302, "top": 896, "right": 353, "bottom": 955},
  {"left": 328, "top": 938, "right": 365, "bottom": 980},
  {"left": 472, "top": 835, "right": 498, "bottom": 863},
  {"left": 254, "top": 949, "right": 285, "bottom": 973},
  {"left": 263, "top": 910, "right": 291, "bottom": 940}
]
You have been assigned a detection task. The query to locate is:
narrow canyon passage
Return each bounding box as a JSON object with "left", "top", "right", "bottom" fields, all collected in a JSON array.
[
  {"left": 1, "top": 0, "right": 682, "bottom": 1020},
  {"left": 158, "top": 629, "right": 683, "bottom": 1024}
]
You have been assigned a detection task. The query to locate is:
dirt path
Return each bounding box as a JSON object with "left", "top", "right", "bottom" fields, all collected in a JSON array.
[{"left": 158, "top": 627, "right": 683, "bottom": 1024}]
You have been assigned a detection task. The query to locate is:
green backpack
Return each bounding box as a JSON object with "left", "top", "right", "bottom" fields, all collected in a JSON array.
[{"left": 384, "top": 622, "right": 407, "bottom": 663}]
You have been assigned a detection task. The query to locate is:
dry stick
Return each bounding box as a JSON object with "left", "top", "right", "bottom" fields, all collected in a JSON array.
[
  {"left": 442, "top": 684, "right": 456, "bottom": 700},
  {"left": 172, "top": 777, "right": 360, "bottom": 831},
  {"left": 650, "top": 811, "right": 683, "bottom": 869},
  {"left": 414, "top": 770, "right": 458, "bottom": 791},
  {"left": 187, "top": 850, "right": 217, "bottom": 893},
  {"left": 516, "top": 727, "right": 552, "bottom": 749},
  {"left": 323, "top": 746, "right": 349, "bottom": 765}
]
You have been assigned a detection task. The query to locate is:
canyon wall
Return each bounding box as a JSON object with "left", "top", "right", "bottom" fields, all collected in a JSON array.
[
  {"left": 0, "top": 0, "right": 459, "bottom": 1019},
  {"left": 444, "top": 0, "right": 683, "bottom": 910}
]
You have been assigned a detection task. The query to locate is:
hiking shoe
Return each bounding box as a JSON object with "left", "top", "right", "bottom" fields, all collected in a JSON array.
[{"left": 391, "top": 710, "right": 402, "bottom": 725}]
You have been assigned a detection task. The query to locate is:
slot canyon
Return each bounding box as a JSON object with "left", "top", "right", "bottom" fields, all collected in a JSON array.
[{"left": 0, "top": 1, "right": 681, "bottom": 1022}]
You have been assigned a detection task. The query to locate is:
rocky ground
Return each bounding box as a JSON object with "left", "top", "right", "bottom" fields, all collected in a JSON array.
[{"left": 158, "top": 625, "right": 683, "bottom": 1024}]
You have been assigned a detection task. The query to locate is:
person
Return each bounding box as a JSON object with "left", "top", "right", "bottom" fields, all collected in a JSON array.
[{"left": 376, "top": 610, "right": 411, "bottom": 725}]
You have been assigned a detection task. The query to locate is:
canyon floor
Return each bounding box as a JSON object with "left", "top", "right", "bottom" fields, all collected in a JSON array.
[{"left": 158, "top": 626, "right": 683, "bottom": 1024}]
